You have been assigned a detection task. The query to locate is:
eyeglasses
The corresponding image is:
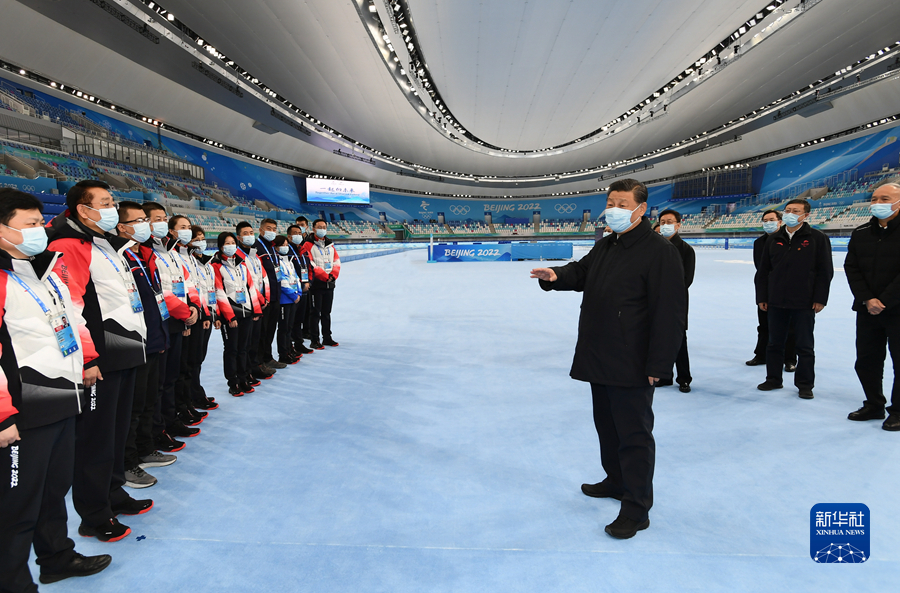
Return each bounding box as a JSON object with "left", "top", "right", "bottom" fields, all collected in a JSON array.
[{"left": 122, "top": 217, "right": 151, "bottom": 225}]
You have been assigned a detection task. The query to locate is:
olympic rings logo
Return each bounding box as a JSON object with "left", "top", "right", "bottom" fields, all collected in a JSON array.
[
  {"left": 555, "top": 203, "right": 576, "bottom": 214},
  {"left": 449, "top": 205, "right": 470, "bottom": 215}
]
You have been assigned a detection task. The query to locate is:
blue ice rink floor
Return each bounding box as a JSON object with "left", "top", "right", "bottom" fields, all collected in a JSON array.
[{"left": 37, "top": 247, "right": 899, "bottom": 592}]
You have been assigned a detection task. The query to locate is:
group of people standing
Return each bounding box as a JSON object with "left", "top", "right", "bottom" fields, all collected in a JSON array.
[
  {"left": 0, "top": 181, "right": 342, "bottom": 592},
  {"left": 533, "top": 177, "right": 900, "bottom": 542}
]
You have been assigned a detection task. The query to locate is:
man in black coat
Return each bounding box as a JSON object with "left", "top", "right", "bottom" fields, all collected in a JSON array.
[
  {"left": 844, "top": 180, "right": 900, "bottom": 431},
  {"left": 657, "top": 209, "right": 695, "bottom": 392},
  {"left": 531, "top": 179, "right": 686, "bottom": 540},
  {"left": 747, "top": 210, "right": 796, "bottom": 370},
  {"left": 755, "top": 198, "right": 833, "bottom": 399}
]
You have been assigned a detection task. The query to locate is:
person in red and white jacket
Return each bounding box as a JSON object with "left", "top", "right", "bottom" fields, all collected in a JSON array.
[
  {"left": 236, "top": 221, "right": 276, "bottom": 380},
  {"left": 46, "top": 181, "right": 149, "bottom": 543},
  {"left": 211, "top": 232, "right": 261, "bottom": 396},
  {"left": 1, "top": 189, "right": 112, "bottom": 590},
  {"left": 298, "top": 219, "right": 341, "bottom": 349},
  {"left": 140, "top": 204, "right": 202, "bottom": 444}
]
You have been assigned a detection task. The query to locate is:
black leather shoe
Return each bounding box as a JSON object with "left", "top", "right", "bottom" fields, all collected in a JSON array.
[
  {"left": 605, "top": 515, "right": 650, "bottom": 539},
  {"left": 745, "top": 357, "right": 765, "bottom": 366},
  {"left": 581, "top": 480, "right": 623, "bottom": 501},
  {"left": 757, "top": 381, "right": 783, "bottom": 391},
  {"left": 848, "top": 404, "right": 886, "bottom": 421},
  {"left": 883, "top": 414, "right": 900, "bottom": 431},
  {"left": 111, "top": 498, "right": 153, "bottom": 516},
  {"left": 784, "top": 363, "right": 797, "bottom": 373},
  {"left": 798, "top": 388, "right": 814, "bottom": 400},
  {"left": 655, "top": 379, "right": 673, "bottom": 387},
  {"left": 679, "top": 383, "right": 692, "bottom": 393},
  {"left": 39, "top": 552, "right": 112, "bottom": 584}
]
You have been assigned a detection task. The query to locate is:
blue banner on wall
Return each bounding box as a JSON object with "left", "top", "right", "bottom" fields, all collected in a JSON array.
[{"left": 432, "top": 244, "right": 511, "bottom": 262}]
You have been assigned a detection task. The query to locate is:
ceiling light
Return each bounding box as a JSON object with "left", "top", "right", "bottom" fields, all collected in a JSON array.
[{"left": 167, "top": 13, "right": 175, "bottom": 21}]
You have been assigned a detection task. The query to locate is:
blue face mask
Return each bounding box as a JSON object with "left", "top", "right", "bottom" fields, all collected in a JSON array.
[
  {"left": 660, "top": 224, "right": 676, "bottom": 237},
  {"left": 241, "top": 235, "right": 256, "bottom": 247},
  {"left": 176, "top": 229, "right": 193, "bottom": 245},
  {"left": 604, "top": 206, "right": 639, "bottom": 234},
  {"left": 3, "top": 225, "right": 48, "bottom": 256},
  {"left": 85, "top": 205, "right": 119, "bottom": 233},
  {"left": 782, "top": 212, "right": 803, "bottom": 227},
  {"left": 151, "top": 221, "right": 169, "bottom": 238},
  {"left": 222, "top": 244, "right": 237, "bottom": 257},
  {"left": 290, "top": 234, "right": 303, "bottom": 244},
  {"left": 762, "top": 221, "right": 779, "bottom": 234},
  {"left": 277, "top": 246, "right": 290, "bottom": 255},
  {"left": 315, "top": 228, "right": 327, "bottom": 238},
  {"left": 192, "top": 240, "right": 207, "bottom": 253},
  {"left": 871, "top": 201, "right": 899, "bottom": 220},
  {"left": 263, "top": 230, "right": 277, "bottom": 242},
  {"left": 129, "top": 221, "right": 151, "bottom": 243}
]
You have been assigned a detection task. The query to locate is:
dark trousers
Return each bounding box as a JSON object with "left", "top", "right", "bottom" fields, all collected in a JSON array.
[
  {"left": 674, "top": 334, "right": 691, "bottom": 385},
  {"left": 855, "top": 311, "right": 900, "bottom": 414},
  {"left": 277, "top": 303, "right": 297, "bottom": 359},
  {"left": 755, "top": 307, "right": 796, "bottom": 364},
  {"left": 125, "top": 353, "right": 161, "bottom": 470},
  {"left": 766, "top": 307, "right": 815, "bottom": 389},
  {"left": 0, "top": 417, "right": 77, "bottom": 593},
  {"left": 176, "top": 324, "right": 205, "bottom": 414},
  {"left": 259, "top": 300, "right": 279, "bottom": 363},
  {"left": 590, "top": 383, "right": 655, "bottom": 522},
  {"left": 291, "top": 293, "right": 309, "bottom": 346},
  {"left": 248, "top": 316, "right": 262, "bottom": 370},
  {"left": 155, "top": 331, "right": 183, "bottom": 435},
  {"left": 190, "top": 324, "right": 213, "bottom": 405},
  {"left": 310, "top": 288, "right": 335, "bottom": 342},
  {"left": 222, "top": 316, "right": 253, "bottom": 382},
  {"left": 73, "top": 367, "right": 136, "bottom": 527}
]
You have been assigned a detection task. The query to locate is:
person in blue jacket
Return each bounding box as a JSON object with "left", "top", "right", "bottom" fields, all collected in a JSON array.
[{"left": 274, "top": 235, "right": 301, "bottom": 365}]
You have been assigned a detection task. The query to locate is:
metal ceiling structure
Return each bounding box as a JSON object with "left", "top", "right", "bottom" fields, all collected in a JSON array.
[{"left": 1, "top": 0, "right": 899, "bottom": 197}]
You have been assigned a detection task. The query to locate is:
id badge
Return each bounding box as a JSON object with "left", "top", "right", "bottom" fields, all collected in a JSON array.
[
  {"left": 235, "top": 289, "right": 247, "bottom": 305},
  {"left": 301, "top": 269, "right": 309, "bottom": 283},
  {"left": 128, "top": 286, "right": 144, "bottom": 313},
  {"left": 155, "top": 292, "right": 170, "bottom": 320},
  {"left": 275, "top": 270, "right": 284, "bottom": 282},
  {"left": 324, "top": 262, "right": 333, "bottom": 273},
  {"left": 50, "top": 313, "right": 79, "bottom": 358},
  {"left": 172, "top": 280, "right": 186, "bottom": 298},
  {"left": 208, "top": 290, "right": 217, "bottom": 306}
]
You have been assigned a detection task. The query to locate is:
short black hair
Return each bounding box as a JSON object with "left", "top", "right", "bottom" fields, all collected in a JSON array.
[
  {"left": 259, "top": 218, "right": 277, "bottom": 228},
  {"left": 295, "top": 216, "right": 308, "bottom": 224},
  {"left": 142, "top": 202, "right": 167, "bottom": 216},
  {"left": 273, "top": 234, "right": 289, "bottom": 247},
  {"left": 785, "top": 198, "right": 811, "bottom": 213},
  {"left": 658, "top": 209, "right": 682, "bottom": 223},
  {"left": 66, "top": 180, "right": 110, "bottom": 211},
  {"left": 117, "top": 201, "right": 145, "bottom": 223},
  {"left": 168, "top": 214, "right": 190, "bottom": 230},
  {"left": 607, "top": 179, "right": 648, "bottom": 204},
  {"left": 235, "top": 220, "right": 253, "bottom": 234},
  {"left": 652, "top": 222, "right": 660, "bottom": 230},
  {"left": 217, "top": 231, "right": 237, "bottom": 252},
  {"left": 191, "top": 224, "right": 205, "bottom": 239},
  {"left": 761, "top": 209, "right": 782, "bottom": 221},
  {"left": 312, "top": 218, "right": 327, "bottom": 228},
  {"left": 287, "top": 224, "right": 301, "bottom": 234},
  {"left": 0, "top": 188, "right": 43, "bottom": 226}
]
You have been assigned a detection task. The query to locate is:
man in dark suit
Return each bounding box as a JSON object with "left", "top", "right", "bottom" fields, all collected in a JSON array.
[
  {"left": 747, "top": 210, "right": 796, "bottom": 371},
  {"left": 755, "top": 199, "right": 833, "bottom": 399},
  {"left": 531, "top": 179, "right": 686, "bottom": 540},
  {"left": 656, "top": 209, "right": 695, "bottom": 392},
  {"left": 845, "top": 180, "right": 900, "bottom": 431}
]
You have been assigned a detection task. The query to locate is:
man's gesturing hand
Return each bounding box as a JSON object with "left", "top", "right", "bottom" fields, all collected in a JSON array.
[{"left": 530, "top": 268, "right": 557, "bottom": 282}]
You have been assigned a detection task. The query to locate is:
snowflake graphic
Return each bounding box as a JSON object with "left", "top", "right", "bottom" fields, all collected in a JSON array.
[{"left": 813, "top": 543, "right": 867, "bottom": 563}]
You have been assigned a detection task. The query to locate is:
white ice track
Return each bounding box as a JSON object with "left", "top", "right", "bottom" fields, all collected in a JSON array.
[{"left": 36, "top": 249, "right": 897, "bottom": 592}]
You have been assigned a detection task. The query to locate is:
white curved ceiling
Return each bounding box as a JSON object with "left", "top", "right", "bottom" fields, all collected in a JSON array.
[{"left": 2, "top": 0, "right": 900, "bottom": 196}]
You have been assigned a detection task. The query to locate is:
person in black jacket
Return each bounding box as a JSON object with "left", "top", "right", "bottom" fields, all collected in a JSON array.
[
  {"left": 287, "top": 224, "right": 313, "bottom": 355},
  {"left": 755, "top": 199, "right": 833, "bottom": 399},
  {"left": 531, "top": 179, "right": 686, "bottom": 540},
  {"left": 116, "top": 203, "right": 175, "bottom": 490},
  {"left": 844, "top": 180, "right": 900, "bottom": 431},
  {"left": 747, "top": 210, "right": 797, "bottom": 370},
  {"left": 254, "top": 218, "right": 283, "bottom": 369},
  {"left": 657, "top": 209, "right": 695, "bottom": 392}
]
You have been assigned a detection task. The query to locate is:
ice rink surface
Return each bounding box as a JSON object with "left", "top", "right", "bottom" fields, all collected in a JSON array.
[{"left": 39, "top": 247, "right": 899, "bottom": 592}]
